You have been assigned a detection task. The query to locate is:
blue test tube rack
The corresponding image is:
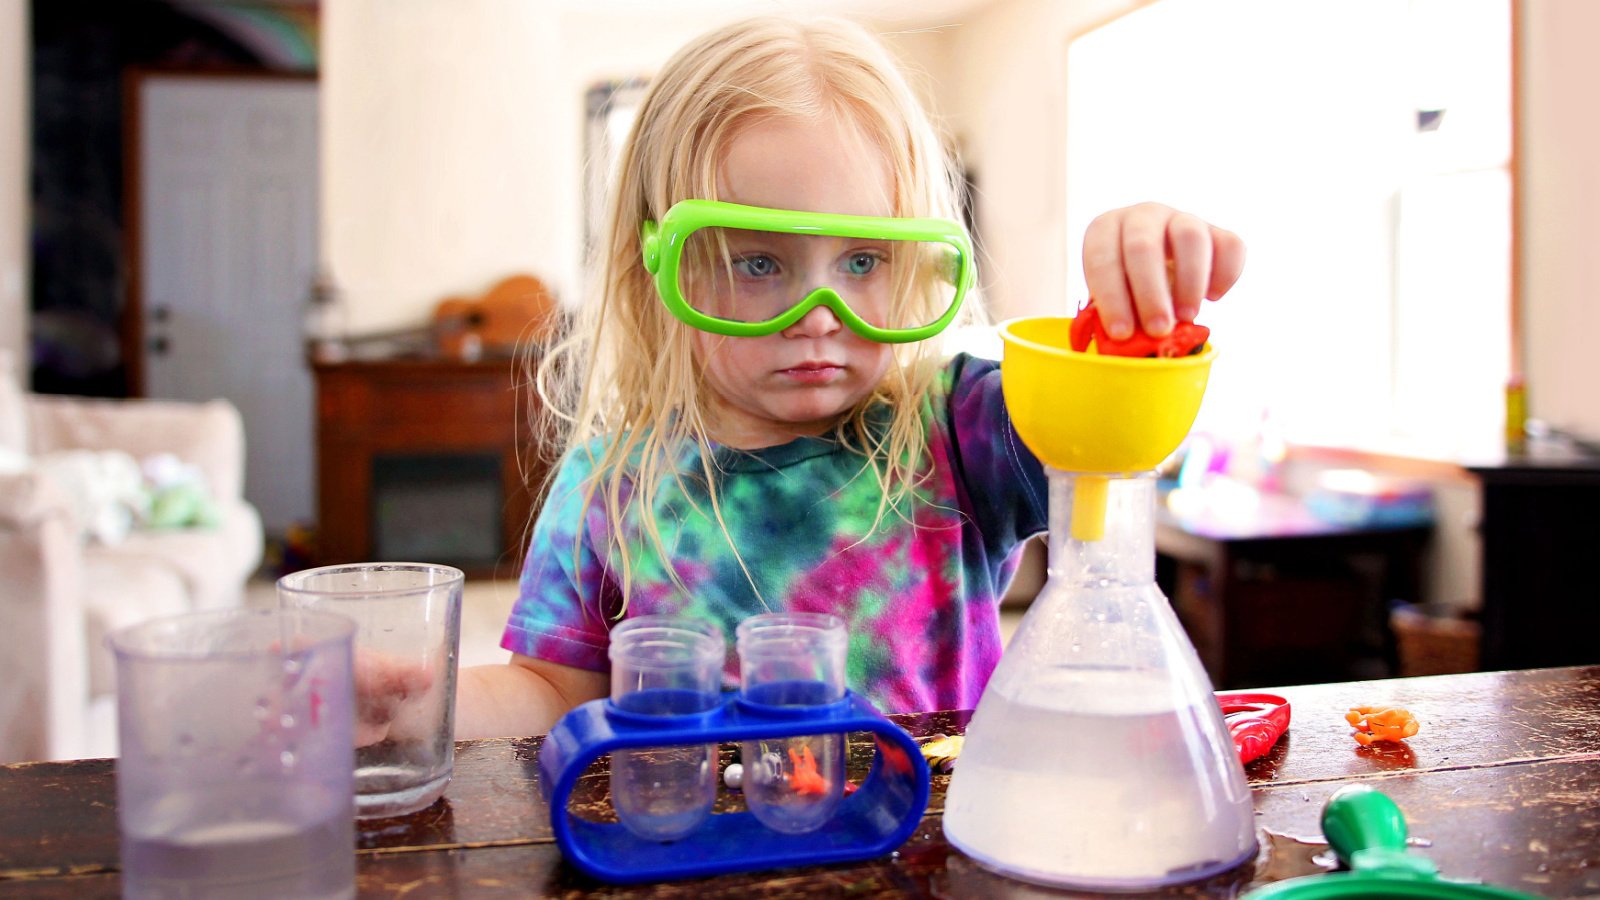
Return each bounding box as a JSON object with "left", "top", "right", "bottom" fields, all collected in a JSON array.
[{"left": 539, "top": 689, "right": 931, "bottom": 884}]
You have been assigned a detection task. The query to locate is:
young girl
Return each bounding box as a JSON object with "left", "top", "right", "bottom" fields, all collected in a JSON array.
[{"left": 447, "top": 15, "right": 1244, "bottom": 740}]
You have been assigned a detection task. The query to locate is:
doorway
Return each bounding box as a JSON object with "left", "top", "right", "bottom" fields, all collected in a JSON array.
[{"left": 126, "top": 72, "right": 318, "bottom": 536}]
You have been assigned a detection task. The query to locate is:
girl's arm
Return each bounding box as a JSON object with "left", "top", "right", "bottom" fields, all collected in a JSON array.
[{"left": 453, "top": 654, "right": 609, "bottom": 740}]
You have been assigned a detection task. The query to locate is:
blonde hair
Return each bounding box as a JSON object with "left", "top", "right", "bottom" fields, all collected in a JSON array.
[{"left": 534, "top": 15, "right": 978, "bottom": 609}]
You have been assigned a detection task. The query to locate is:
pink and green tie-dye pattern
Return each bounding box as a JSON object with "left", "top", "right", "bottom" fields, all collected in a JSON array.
[{"left": 502, "top": 353, "right": 1048, "bottom": 713}]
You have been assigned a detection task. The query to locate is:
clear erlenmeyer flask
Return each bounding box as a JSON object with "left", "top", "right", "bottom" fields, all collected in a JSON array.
[{"left": 943, "top": 469, "right": 1256, "bottom": 890}]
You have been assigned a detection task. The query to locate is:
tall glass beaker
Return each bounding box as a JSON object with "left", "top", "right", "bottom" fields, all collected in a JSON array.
[{"left": 943, "top": 469, "right": 1256, "bottom": 890}]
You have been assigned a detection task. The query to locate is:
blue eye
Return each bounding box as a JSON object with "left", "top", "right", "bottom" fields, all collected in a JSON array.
[
  {"left": 844, "top": 252, "right": 880, "bottom": 276},
  {"left": 732, "top": 254, "right": 777, "bottom": 278}
]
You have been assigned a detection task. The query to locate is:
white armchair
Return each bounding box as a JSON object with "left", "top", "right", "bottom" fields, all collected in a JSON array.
[{"left": 0, "top": 375, "right": 264, "bottom": 763}]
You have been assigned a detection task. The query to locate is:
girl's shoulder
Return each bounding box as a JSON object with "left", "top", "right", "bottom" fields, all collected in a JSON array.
[
  {"left": 936, "top": 351, "right": 1000, "bottom": 392},
  {"left": 549, "top": 434, "right": 611, "bottom": 482},
  {"left": 544, "top": 433, "right": 637, "bottom": 498},
  {"left": 918, "top": 352, "right": 1002, "bottom": 416}
]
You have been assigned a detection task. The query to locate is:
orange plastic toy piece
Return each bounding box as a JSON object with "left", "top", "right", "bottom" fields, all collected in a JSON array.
[
  {"left": 1346, "top": 705, "right": 1420, "bottom": 746},
  {"left": 787, "top": 745, "right": 829, "bottom": 795}
]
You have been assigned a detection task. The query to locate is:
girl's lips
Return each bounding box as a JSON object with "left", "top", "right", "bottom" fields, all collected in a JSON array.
[{"left": 778, "top": 363, "right": 845, "bottom": 383}]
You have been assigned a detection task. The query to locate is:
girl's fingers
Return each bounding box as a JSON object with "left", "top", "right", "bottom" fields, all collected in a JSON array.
[
  {"left": 354, "top": 718, "right": 392, "bottom": 748},
  {"left": 1167, "top": 212, "right": 1213, "bottom": 323},
  {"left": 1206, "top": 224, "right": 1246, "bottom": 300},
  {"left": 1084, "top": 203, "right": 1244, "bottom": 337},
  {"left": 355, "top": 650, "right": 434, "bottom": 697},
  {"left": 350, "top": 650, "right": 435, "bottom": 746},
  {"left": 1119, "top": 203, "right": 1177, "bottom": 335},
  {"left": 1082, "top": 210, "right": 1136, "bottom": 340}
]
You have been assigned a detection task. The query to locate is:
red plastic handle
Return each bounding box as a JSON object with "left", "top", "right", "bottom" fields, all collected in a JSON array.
[{"left": 1215, "top": 692, "right": 1291, "bottom": 765}]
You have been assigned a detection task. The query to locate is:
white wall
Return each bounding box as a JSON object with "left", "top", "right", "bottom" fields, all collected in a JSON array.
[
  {"left": 320, "top": 0, "right": 1599, "bottom": 451},
  {"left": 322, "top": 0, "right": 570, "bottom": 335},
  {"left": 322, "top": 1, "right": 796, "bottom": 334},
  {"left": 935, "top": 0, "right": 1141, "bottom": 321},
  {"left": 553, "top": 6, "right": 766, "bottom": 301},
  {"left": 1519, "top": 0, "right": 1600, "bottom": 441},
  {"left": 0, "top": 0, "right": 27, "bottom": 370},
  {"left": 318, "top": 0, "right": 1127, "bottom": 336},
  {"left": 973, "top": 0, "right": 1596, "bottom": 445}
]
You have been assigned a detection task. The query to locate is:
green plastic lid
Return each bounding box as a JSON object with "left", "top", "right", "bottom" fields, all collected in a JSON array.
[{"left": 1245, "top": 786, "right": 1541, "bottom": 900}]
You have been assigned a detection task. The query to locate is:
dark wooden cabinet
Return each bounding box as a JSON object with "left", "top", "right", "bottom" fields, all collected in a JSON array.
[
  {"left": 1156, "top": 491, "right": 1432, "bottom": 688},
  {"left": 1469, "top": 452, "right": 1600, "bottom": 670},
  {"left": 312, "top": 356, "right": 548, "bottom": 579}
]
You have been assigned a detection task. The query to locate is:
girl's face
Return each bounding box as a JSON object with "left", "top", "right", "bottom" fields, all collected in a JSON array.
[{"left": 691, "top": 115, "right": 896, "bottom": 449}]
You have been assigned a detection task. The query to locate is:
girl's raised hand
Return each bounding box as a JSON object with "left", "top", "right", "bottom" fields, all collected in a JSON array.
[{"left": 1081, "top": 202, "right": 1245, "bottom": 340}]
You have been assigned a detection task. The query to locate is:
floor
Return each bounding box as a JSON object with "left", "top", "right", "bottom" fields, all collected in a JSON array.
[{"left": 248, "top": 578, "right": 1027, "bottom": 671}]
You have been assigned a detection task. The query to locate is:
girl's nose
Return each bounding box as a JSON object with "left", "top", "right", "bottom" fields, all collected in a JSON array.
[{"left": 782, "top": 302, "right": 843, "bottom": 339}]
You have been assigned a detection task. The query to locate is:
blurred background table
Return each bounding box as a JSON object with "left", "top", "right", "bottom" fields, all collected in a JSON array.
[
  {"left": 1156, "top": 489, "right": 1433, "bottom": 689},
  {"left": 2, "top": 666, "right": 1597, "bottom": 897}
]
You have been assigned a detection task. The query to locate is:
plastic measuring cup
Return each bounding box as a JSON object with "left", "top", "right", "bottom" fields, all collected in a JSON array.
[
  {"left": 109, "top": 608, "right": 357, "bottom": 899},
  {"left": 735, "top": 611, "right": 848, "bottom": 834},
  {"left": 606, "top": 614, "right": 725, "bottom": 841}
]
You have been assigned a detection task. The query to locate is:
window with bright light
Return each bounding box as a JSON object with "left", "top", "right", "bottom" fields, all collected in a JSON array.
[
  {"left": 584, "top": 79, "right": 648, "bottom": 258},
  {"left": 1064, "top": 0, "right": 1511, "bottom": 460}
]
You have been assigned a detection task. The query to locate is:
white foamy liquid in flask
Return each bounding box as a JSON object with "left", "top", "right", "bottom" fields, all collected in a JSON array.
[{"left": 943, "top": 668, "right": 1256, "bottom": 889}]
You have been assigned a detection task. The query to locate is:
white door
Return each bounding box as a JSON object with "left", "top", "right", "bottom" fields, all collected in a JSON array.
[{"left": 139, "top": 76, "right": 317, "bottom": 536}]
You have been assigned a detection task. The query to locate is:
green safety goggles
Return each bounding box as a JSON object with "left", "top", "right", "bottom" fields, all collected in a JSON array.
[{"left": 640, "top": 200, "right": 975, "bottom": 344}]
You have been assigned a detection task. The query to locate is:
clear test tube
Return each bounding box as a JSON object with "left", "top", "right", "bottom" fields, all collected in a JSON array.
[
  {"left": 736, "top": 612, "right": 848, "bottom": 834},
  {"left": 607, "top": 615, "right": 724, "bottom": 842}
]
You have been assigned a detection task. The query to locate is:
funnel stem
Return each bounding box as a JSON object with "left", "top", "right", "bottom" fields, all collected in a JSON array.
[
  {"left": 1070, "top": 475, "right": 1109, "bottom": 542},
  {"left": 1046, "top": 470, "right": 1155, "bottom": 585}
]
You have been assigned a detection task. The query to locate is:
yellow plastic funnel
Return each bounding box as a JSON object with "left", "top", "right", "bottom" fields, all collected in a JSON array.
[{"left": 999, "top": 316, "right": 1216, "bottom": 540}]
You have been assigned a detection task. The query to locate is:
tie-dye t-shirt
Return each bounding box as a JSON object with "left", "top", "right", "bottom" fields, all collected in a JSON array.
[{"left": 501, "top": 353, "right": 1048, "bottom": 714}]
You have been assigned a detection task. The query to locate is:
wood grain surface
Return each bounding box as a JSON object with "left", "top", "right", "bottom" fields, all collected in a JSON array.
[{"left": 3, "top": 668, "right": 1596, "bottom": 898}]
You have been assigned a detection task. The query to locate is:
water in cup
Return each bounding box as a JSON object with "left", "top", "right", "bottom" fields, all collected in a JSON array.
[
  {"left": 740, "top": 732, "right": 845, "bottom": 834},
  {"left": 353, "top": 682, "right": 454, "bottom": 817},
  {"left": 109, "top": 608, "right": 357, "bottom": 900},
  {"left": 121, "top": 783, "right": 352, "bottom": 899}
]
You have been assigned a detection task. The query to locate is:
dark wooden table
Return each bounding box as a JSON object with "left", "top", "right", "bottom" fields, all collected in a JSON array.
[
  {"left": 1156, "top": 490, "right": 1433, "bottom": 688},
  {"left": 4, "top": 667, "right": 1597, "bottom": 898}
]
